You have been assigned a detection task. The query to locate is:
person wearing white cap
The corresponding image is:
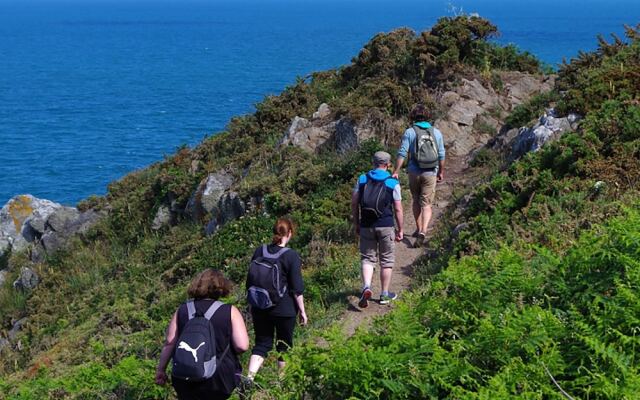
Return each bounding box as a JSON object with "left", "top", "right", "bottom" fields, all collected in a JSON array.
[{"left": 351, "top": 151, "right": 404, "bottom": 308}]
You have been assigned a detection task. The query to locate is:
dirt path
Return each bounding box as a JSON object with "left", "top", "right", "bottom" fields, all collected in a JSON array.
[{"left": 341, "top": 156, "right": 467, "bottom": 335}]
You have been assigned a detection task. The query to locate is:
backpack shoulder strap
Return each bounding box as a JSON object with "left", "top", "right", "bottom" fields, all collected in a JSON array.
[
  {"left": 203, "top": 300, "right": 224, "bottom": 321},
  {"left": 186, "top": 300, "right": 196, "bottom": 320},
  {"left": 263, "top": 245, "right": 290, "bottom": 259}
]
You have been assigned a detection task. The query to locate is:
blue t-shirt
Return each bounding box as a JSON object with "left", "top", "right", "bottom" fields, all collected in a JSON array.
[
  {"left": 353, "top": 169, "right": 401, "bottom": 228},
  {"left": 397, "top": 121, "right": 445, "bottom": 174}
]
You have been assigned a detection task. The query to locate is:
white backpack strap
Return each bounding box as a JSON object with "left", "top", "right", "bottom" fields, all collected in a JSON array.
[
  {"left": 186, "top": 300, "right": 196, "bottom": 320},
  {"left": 203, "top": 300, "right": 224, "bottom": 321}
]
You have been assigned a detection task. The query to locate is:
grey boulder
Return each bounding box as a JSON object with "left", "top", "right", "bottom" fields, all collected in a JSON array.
[
  {"left": 13, "top": 267, "right": 39, "bottom": 291},
  {"left": 0, "top": 195, "right": 64, "bottom": 253}
]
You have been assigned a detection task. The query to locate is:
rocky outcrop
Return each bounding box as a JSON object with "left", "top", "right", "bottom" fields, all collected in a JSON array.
[
  {"left": 0, "top": 195, "right": 103, "bottom": 265},
  {"left": 13, "top": 267, "right": 38, "bottom": 291},
  {"left": 0, "top": 195, "right": 63, "bottom": 253},
  {"left": 510, "top": 109, "right": 581, "bottom": 158},
  {"left": 483, "top": 108, "right": 581, "bottom": 164},
  {"left": 312, "top": 103, "right": 331, "bottom": 119},
  {"left": 502, "top": 72, "right": 555, "bottom": 106},
  {"left": 0, "top": 269, "right": 7, "bottom": 286},
  {"left": 436, "top": 74, "right": 555, "bottom": 159},
  {"left": 185, "top": 172, "right": 235, "bottom": 222},
  {"left": 280, "top": 116, "right": 333, "bottom": 153},
  {"left": 280, "top": 103, "right": 379, "bottom": 154},
  {"left": 184, "top": 171, "right": 247, "bottom": 235},
  {"left": 151, "top": 205, "right": 172, "bottom": 231}
]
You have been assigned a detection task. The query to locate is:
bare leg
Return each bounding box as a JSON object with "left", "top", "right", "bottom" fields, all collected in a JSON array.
[
  {"left": 248, "top": 354, "right": 265, "bottom": 379},
  {"left": 380, "top": 267, "right": 393, "bottom": 293},
  {"left": 412, "top": 199, "right": 422, "bottom": 233},
  {"left": 421, "top": 205, "right": 432, "bottom": 234},
  {"left": 361, "top": 262, "right": 374, "bottom": 289}
]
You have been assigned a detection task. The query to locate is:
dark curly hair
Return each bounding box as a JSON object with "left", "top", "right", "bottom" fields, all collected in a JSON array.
[{"left": 409, "top": 104, "right": 431, "bottom": 123}]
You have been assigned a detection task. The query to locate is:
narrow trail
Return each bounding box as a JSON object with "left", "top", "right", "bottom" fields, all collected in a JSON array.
[{"left": 341, "top": 156, "right": 467, "bottom": 336}]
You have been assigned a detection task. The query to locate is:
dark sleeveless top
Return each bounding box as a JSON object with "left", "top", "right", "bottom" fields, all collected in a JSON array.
[{"left": 174, "top": 300, "right": 240, "bottom": 396}]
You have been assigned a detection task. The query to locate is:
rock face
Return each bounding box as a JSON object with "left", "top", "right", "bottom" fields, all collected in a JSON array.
[
  {"left": 510, "top": 109, "right": 581, "bottom": 158},
  {"left": 280, "top": 116, "right": 334, "bottom": 153},
  {"left": 13, "top": 267, "right": 39, "bottom": 291},
  {"left": 151, "top": 205, "right": 172, "bottom": 231},
  {"left": 186, "top": 172, "right": 235, "bottom": 222},
  {"left": 0, "top": 195, "right": 63, "bottom": 253},
  {"left": 0, "top": 195, "right": 103, "bottom": 265},
  {"left": 312, "top": 103, "right": 331, "bottom": 119},
  {"left": 280, "top": 104, "right": 377, "bottom": 154},
  {"left": 0, "top": 269, "right": 7, "bottom": 286},
  {"left": 435, "top": 74, "right": 555, "bottom": 159},
  {"left": 280, "top": 74, "right": 554, "bottom": 159},
  {"left": 184, "top": 171, "right": 247, "bottom": 234}
]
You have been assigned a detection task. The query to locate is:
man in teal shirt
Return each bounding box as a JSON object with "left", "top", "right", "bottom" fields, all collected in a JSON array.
[{"left": 392, "top": 104, "right": 445, "bottom": 247}]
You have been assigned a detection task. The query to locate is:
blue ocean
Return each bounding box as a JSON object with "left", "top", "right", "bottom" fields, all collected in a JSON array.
[{"left": 1, "top": 0, "right": 639, "bottom": 206}]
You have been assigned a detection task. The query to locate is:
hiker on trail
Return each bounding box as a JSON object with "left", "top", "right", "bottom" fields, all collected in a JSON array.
[
  {"left": 392, "top": 104, "right": 445, "bottom": 247},
  {"left": 156, "top": 269, "right": 249, "bottom": 400},
  {"left": 352, "top": 151, "right": 404, "bottom": 308},
  {"left": 246, "top": 217, "right": 308, "bottom": 381}
]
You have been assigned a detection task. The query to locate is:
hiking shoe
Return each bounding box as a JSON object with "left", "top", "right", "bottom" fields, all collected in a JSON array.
[
  {"left": 238, "top": 374, "right": 255, "bottom": 396},
  {"left": 379, "top": 292, "right": 398, "bottom": 305},
  {"left": 414, "top": 232, "right": 426, "bottom": 248},
  {"left": 358, "top": 287, "right": 372, "bottom": 308}
]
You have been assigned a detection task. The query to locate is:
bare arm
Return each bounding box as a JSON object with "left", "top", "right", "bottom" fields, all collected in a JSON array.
[
  {"left": 230, "top": 305, "right": 250, "bottom": 353},
  {"left": 155, "top": 312, "right": 178, "bottom": 385},
  {"left": 437, "top": 159, "right": 445, "bottom": 182},
  {"left": 393, "top": 199, "right": 404, "bottom": 241},
  {"left": 392, "top": 157, "right": 405, "bottom": 178},
  {"left": 351, "top": 191, "right": 360, "bottom": 235},
  {"left": 295, "top": 295, "right": 308, "bottom": 326}
]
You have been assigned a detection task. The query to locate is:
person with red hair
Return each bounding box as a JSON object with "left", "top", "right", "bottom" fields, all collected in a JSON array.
[{"left": 246, "top": 217, "right": 308, "bottom": 380}]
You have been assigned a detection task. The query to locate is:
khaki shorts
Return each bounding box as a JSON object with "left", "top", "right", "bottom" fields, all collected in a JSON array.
[
  {"left": 409, "top": 172, "right": 437, "bottom": 207},
  {"left": 359, "top": 227, "right": 395, "bottom": 269}
]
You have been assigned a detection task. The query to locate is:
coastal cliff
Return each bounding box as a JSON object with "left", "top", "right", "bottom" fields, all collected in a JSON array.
[{"left": 0, "top": 17, "right": 638, "bottom": 400}]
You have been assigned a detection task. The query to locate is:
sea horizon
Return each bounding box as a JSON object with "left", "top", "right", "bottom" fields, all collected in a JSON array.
[{"left": 1, "top": 0, "right": 639, "bottom": 206}]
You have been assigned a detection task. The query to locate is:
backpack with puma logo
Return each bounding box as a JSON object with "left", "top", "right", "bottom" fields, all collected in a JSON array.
[
  {"left": 412, "top": 124, "right": 439, "bottom": 169},
  {"left": 172, "top": 300, "right": 229, "bottom": 382}
]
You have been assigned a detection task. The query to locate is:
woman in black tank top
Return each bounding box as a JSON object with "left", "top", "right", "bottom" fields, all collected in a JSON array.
[{"left": 156, "top": 269, "right": 249, "bottom": 400}]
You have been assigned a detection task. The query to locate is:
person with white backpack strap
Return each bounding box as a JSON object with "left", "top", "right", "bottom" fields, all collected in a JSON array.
[
  {"left": 392, "top": 104, "right": 446, "bottom": 247},
  {"left": 246, "top": 217, "right": 307, "bottom": 381},
  {"left": 156, "top": 269, "right": 249, "bottom": 400}
]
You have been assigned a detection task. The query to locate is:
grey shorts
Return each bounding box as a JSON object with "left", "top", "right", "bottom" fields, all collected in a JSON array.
[{"left": 359, "top": 226, "right": 395, "bottom": 269}]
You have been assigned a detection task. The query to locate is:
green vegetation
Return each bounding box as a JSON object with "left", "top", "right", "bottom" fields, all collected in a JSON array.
[
  {"left": 1, "top": 16, "right": 638, "bottom": 400},
  {"left": 267, "top": 26, "right": 640, "bottom": 400}
]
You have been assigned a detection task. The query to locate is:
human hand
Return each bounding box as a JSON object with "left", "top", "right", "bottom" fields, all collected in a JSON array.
[
  {"left": 392, "top": 172, "right": 399, "bottom": 179},
  {"left": 437, "top": 172, "right": 444, "bottom": 182},
  {"left": 395, "top": 229, "right": 404, "bottom": 242},
  {"left": 299, "top": 311, "right": 308, "bottom": 326},
  {"left": 155, "top": 370, "right": 168, "bottom": 386}
]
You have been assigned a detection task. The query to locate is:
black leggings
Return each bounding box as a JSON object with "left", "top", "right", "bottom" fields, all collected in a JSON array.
[{"left": 251, "top": 313, "right": 296, "bottom": 358}]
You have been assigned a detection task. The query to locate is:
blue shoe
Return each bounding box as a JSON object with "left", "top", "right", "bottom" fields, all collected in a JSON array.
[
  {"left": 379, "top": 291, "right": 398, "bottom": 305},
  {"left": 358, "top": 287, "right": 372, "bottom": 308}
]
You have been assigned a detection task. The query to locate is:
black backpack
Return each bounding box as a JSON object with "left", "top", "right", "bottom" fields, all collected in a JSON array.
[
  {"left": 172, "top": 300, "right": 229, "bottom": 382},
  {"left": 359, "top": 173, "right": 391, "bottom": 222},
  {"left": 412, "top": 124, "right": 439, "bottom": 169},
  {"left": 247, "top": 245, "right": 289, "bottom": 309}
]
